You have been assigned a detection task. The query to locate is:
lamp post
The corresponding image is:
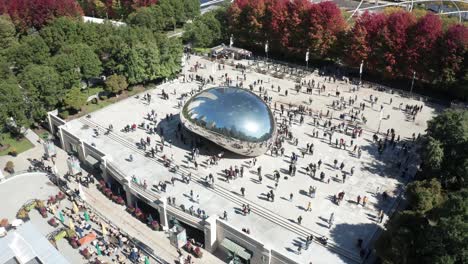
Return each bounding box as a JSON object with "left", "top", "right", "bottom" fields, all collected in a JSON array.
[
  {"left": 305, "top": 49, "right": 309, "bottom": 69},
  {"left": 377, "top": 108, "right": 383, "bottom": 133},
  {"left": 409, "top": 71, "right": 416, "bottom": 98},
  {"left": 359, "top": 60, "right": 364, "bottom": 88}
]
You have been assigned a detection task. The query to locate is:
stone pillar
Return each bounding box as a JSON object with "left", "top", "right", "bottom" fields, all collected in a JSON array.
[
  {"left": 124, "top": 185, "right": 135, "bottom": 208},
  {"left": 79, "top": 141, "right": 86, "bottom": 161},
  {"left": 261, "top": 245, "right": 271, "bottom": 264},
  {"left": 157, "top": 197, "right": 169, "bottom": 231},
  {"left": 59, "top": 127, "right": 65, "bottom": 149},
  {"left": 100, "top": 156, "right": 110, "bottom": 183},
  {"left": 203, "top": 215, "right": 218, "bottom": 252},
  {"left": 48, "top": 113, "right": 54, "bottom": 135}
]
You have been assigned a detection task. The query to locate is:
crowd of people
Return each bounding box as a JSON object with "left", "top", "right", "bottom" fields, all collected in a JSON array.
[{"left": 94, "top": 52, "right": 425, "bottom": 262}]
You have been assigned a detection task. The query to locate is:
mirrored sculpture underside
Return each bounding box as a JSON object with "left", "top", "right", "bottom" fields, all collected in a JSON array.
[{"left": 181, "top": 87, "right": 276, "bottom": 156}]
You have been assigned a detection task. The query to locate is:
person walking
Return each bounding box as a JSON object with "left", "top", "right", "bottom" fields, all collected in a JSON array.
[
  {"left": 362, "top": 196, "right": 368, "bottom": 207},
  {"left": 306, "top": 201, "right": 312, "bottom": 212},
  {"left": 297, "top": 215, "right": 303, "bottom": 225},
  {"left": 289, "top": 193, "right": 294, "bottom": 201},
  {"left": 240, "top": 187, "right": 245, "bottom": 196}
]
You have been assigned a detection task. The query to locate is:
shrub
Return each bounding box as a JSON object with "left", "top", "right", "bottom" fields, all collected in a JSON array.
[
  {"left": 36, "top": 200, "right": 45, "bottom": 209},
  {"left": 8, "top": 148, "right": 17, "bottom": 156},
  {"left": 194, "top": 246, "right": 203, "bottom": 258},
  {"left": 4, "top": 161, "right": 14, "bottom": 173},
  {"left": 91, "top": 97, "right": 98, "bottom": 104},
  {"left": 17, "top": 208, "right": 29, "bottom": 220},
  {"left": 150, "top": 220, "right": 159, "bottom": 230},
  {"left": 116, "top": 196, "right": 125, "bottom": 205},
  {"left": 58, "top": 110, "right": 69, "bottom": 119}
]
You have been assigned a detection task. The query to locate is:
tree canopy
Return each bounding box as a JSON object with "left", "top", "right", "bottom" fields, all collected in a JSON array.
[
  {"left": 0, "top": 15, "right": 183, "bottom": 130},
  {"left": 376, "top": 110, "right": 468, "bottom": 264}
]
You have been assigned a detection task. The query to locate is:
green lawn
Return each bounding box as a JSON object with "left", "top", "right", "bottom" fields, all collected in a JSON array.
[{"left": 0, "top": 132, "right": 34, "bottom": 156}]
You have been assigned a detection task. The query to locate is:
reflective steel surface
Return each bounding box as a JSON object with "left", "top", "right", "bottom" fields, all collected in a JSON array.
[{"left": 181, "top": 87, "right": 276, "bottom": 156}]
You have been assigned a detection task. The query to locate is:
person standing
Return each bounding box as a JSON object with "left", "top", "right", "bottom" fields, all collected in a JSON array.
[
  {"left": 297, "top": 215, "right": 303, "bottom": 225},
  {"left": 306, "top": 201, "right": 312, "bottom": 212}
]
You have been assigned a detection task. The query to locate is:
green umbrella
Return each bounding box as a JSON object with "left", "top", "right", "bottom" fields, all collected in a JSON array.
[
  {"left": 95, "top": 243, "right": 102, "bottom": 256},
  {"left": 58, "top": 211, "right": 64, "bottom": 223},
  {"left": 84, "top": 211, "right": 90, "bottom": 222},
  {"left": 145, "top": 256, "right": 150, "bottom": 264}
]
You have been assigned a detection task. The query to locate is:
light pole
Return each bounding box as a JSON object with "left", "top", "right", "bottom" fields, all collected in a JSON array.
[
  {"left": 409, "top": 71, "right": 416, "bottom": 98},
  {"left": 305, "top": 49, "right": 309, "bottom": 69},
  {"left": 359, "top": 60, "right": 364, "bottom": 88},
  {"left": 377, "top": 108, "right": 383, "bottom": 133}
]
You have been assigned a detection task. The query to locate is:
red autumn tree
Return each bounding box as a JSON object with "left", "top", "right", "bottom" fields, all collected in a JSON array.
[
  {"left": 352, "top": 12, "right": 388, "bottom": 74},
  {"left": 436, "top": 24, "right": 468, "bottom": 84},
  {"left": 0, "top": 0, "right": 83, "bottom": 30},
  {"left": 285, "top": 0, "right": 312, "bottom": 54},
  {"left": 263, "top": 0, "right": 289, "bottom": 53},
  {"left": 308, "top": 1, "right": 346, "bottom": 57},
  {"left": 343, "top": 16, "right": 370, "bottom": 67},
  {"left": 228, "top": 0, "right": 267, "bottom": 49},
  {"left": 406, "top": 13, "right": 443, "bottom": 80},
  {"left": 380, "top": 11, "right": 416, "bottom": 77}
]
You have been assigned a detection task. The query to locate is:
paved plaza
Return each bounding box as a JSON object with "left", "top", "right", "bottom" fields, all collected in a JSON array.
[{"left": 61, "top": 55, "right": 441, "bottom": 263}]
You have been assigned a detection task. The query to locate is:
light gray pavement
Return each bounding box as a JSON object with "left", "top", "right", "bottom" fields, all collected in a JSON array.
[
  {"left": 0, "top": 173, "right": 86, "bottom": 263},
  {"left": 60, "top": 55, "right": 442, "bottom": 263}
]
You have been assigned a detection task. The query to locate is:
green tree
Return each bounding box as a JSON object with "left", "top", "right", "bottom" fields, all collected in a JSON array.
[
  {"left": 0, "top": 15, "right": 18, "bottom": 57},
  {"left": 184, "top": 0, "right": 201, "bottom": 20},
  {"left": 406, "top": 179, "right": 444, "bottom": 213},
  {"left": 104, "top": 74, "right": 128, "bottom": 93},
  {"left": 9, "top": 35, "right": 50, "bottom": 71},
  {"left": 423, "top": 137, "right": 444, "bottom": 171},
  {"left": 423, "top": 109, "right": 468, "bottom": 189},
  {"left": 40, "top": 17, "right": 84, "bottom": 53},
  {"left": 48, "top": 53, "right": 82, "bottom": 90},
  {"left": 123, "top": 43, "right": 148, "bottom": 84},
  {"left": 19, "top": 64, "right": 64, "bottom": 120},
  {"left": 158, "top": 0, "right": 176, "bottom": 30},
  {"left": 59, "top": 43, "right": 102, "bottom": 85},
  {"left": 127, "top": 5, "right": 166, "bottom": 32},
  {"left": 183, "top": 11, "right": 222, "bottom": 48},
  {"left": 0, "top": 79, "right": 30, "bottom": 133},
  {"left": 63, "top": 87, "right": 87, "bottom": 112}
]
